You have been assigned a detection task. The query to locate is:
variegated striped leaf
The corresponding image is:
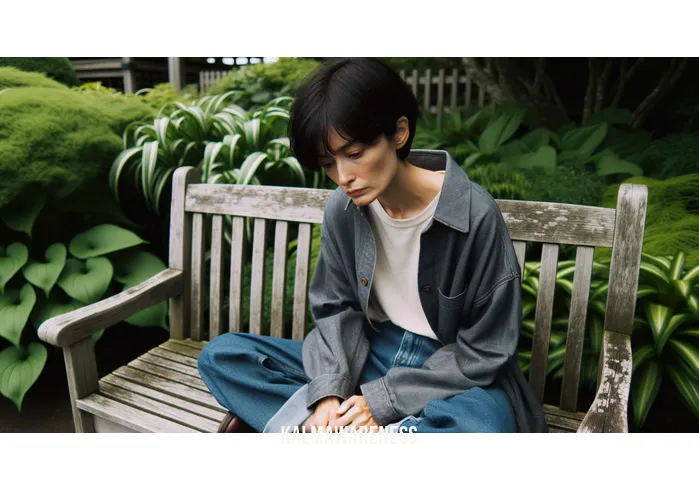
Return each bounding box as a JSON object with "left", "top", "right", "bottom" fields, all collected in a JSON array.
[
  {"left": 631, "top": 359, "right": 663, "bottom": 428},
  {"left": 665, "top": 364, "right": 699, "bottom": 419},
  {"left": 667, "top": 339, "right": 699, "bottom": 379}
]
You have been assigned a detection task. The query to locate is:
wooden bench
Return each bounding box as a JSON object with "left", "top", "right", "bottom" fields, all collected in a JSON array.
[{"left": 38, "top": 167, "right": 648, "bottom": 433}]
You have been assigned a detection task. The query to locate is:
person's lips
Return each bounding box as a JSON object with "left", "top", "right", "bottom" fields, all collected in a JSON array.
[{"left": 347, "top": 188, "right": 367, "bottom": 198}]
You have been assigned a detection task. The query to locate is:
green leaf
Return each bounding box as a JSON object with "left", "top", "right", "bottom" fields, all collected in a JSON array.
[
  {"left": 520, "top": 128, "right": 551, "bottom": 151},
  {"left": 595, "top": 152, "right": 643, "bottom": 177},
  {"left": 560, "top": 123, "right": 608, "bottom": 160},
  {"left": 0, "top": 192, "right": 46, "bottom": 237},
  {"left": 0, "top": 243, "right": 29, "bottom": 295},
  {"left": 22, "top": 243, "right": 67, "bottom": 298},
  {"left": 665, "top": 364, "right": 699, "bottom": 419},
  {"left": 631, "top": 359, "right": 662, "bottom": 428},
  {"left": 478, "top": 107, "right": 524, "bottom": 154},
  {"left": 114, "top": 251, "right": 167, "bottom": 285},
  {"left": 114, "top": 251, "right": 168, "bottom": 329},
  {"left": 632, "top": 345, "right": 655, "bottom": 372},
  {"left": 34, "top": 298, "right": 86, "bottom": 329},
  {"left": 57, "top": 258, "right": 113, "bottom": 304},
  {"left": 682, "top": 264, "right": 699, "bottom": 282},
  {"left": 667, "top": 339, "right": 699, "bottom": 379},
  {"left": 504, "top": 146, "right": 557, "bottom": 173},
  {"left": 0, "top": 343, "right": 47, "bottom": 411},
  {"left": 69, "top": 225, "right": 148, "bottom": 259},
  {"left": 0, "top": 284, "right": 36, "bottom": 348},
  {"left": 644, "top": 302, "right": 674, "bottom": 352}
]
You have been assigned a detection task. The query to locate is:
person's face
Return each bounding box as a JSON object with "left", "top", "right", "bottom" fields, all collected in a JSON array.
[{"left": 318, "top": 118, "right": 409, "bottom": 206}]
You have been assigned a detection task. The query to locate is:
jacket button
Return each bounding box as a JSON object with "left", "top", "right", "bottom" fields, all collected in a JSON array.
[
  {"left": 421, "top": 285, "right": 432, "bottom": 293},
  {"left": 360, "top": 277, "right": 368, "bottom": 287}
]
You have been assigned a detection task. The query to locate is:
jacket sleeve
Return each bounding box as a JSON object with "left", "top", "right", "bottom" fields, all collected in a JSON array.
[
  {"left": 359, "top": 206, "right": 522, "bottom": 426},
  {"left": 302, "top": 222, "right": 371, "bottom": 410}
]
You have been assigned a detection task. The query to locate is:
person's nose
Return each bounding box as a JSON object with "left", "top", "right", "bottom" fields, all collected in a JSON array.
[{"left": 336, "top": 161, "right": 354, "bottom": 187}]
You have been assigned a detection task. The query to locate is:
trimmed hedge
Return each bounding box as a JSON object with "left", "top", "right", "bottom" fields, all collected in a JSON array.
[
  {"left": 0, "top": 85, "right": 154, "bottom": 208},
  {"left": 0, "top": 67, "right": 67, "bottom": 90},
  {"left": 0, "top": 57, "right": 80, "bottom": 87}
]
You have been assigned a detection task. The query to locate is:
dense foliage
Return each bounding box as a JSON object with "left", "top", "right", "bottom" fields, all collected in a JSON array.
[{"left": 0, "top": 57, "right": 80, "bottom": 87}]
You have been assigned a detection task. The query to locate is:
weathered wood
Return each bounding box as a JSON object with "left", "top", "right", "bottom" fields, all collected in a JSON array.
[
  {"left": 168, "top": 337, "right": 207, "bottom": 351},
  {"left": 113, "top": 366, "right": 225, "bottom": 412},
  {"left": 160, "top": 340, "right": 203, "bottom": 359},
  {"left": 271, "top": 220, "right": 289, "bottom": 338},
  {"left": 578, "top": 331, "right": 632, "bottom": 433},
  {"left": 99, "top": 381, "right": 219, "bottom": 432},
  {"left": 529, "top": 243, "right": 559, "bottom": 403},
  {"left": 249, "top": 218, "right": 267, "bottom": 335},
  {"left": 449, "top": 68, "right": 458, "bottom": 111},
  {"left": 128, "top": 359, "right": 209, "bottom": 392},
  {"left": 436, "top": 69, "right": 445, "bottom": 128},
  {"left": 102, "top": 373, "right": 222, "bottom": 421},
  {"left": 603, "top": 184, "right": 648, "bottom": 336},
  {"left": 423, "top": 69, "right": 431, "bottom": 113},
  {"left": 150, "top": 347, "right": 198, "bottom": 368},
  {"left": 560, "top": 246, "right": 594, "bottom": 412},
  {"left": 410, "top": 69, "right": 418, "bottom": 95},
  {"left": 496, "top": 200, "right": 616, "bottom": 247},
  {"left": 465, "top": 75, "right": 472, "bottom": 108},
  {"left": 292, "top": 223, "right": 312, "bottom": 341},
  {"left": 513, "top": 240, "right": 526, "bottom": 283},
  {"left": 77, "top": 393, "right": 198, "bottom": 433},
  {"left": 209, "top": 215, "right": 225, "bottom": 340},
  {"left": 190, "top": 213, "right": 206, "bottom": 341},
  {"left": 122, "top": 57, "right": 135, "bottom": 93},
  {"left": 169, "top": 167, "right": 200, "bottom": 339},
  {"left": 139, "top": 352, "right": 201, "bottom": 378},
  {"left": 229, "top": 216, "right": 245, "bottom": 333},
  {"left": 93, "top": 416, "right": 137, "bottom": 433},
  {"left": 63, "top": 337, "right": 99, "bottom": 432},
  {"left": 168, "top": 57, "right": 183, "bottom": 92},
  {"left": 39, "top": 270, "right": 183, "bottom": 347},
  {"left": 185, "top": 184, "right": 331, "bottom": 224}
]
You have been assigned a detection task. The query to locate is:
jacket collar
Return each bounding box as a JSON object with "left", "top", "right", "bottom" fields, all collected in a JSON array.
[{"left": 343, "top": 149, "right": 471, "bottom": 233}]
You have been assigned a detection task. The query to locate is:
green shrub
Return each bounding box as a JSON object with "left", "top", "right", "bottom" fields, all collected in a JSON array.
[
  {"left": 638, "top": 132, "right": 699, "bottom": 179},
  {"left": 206, "top": 58, "right": 321, "bottom": 107},
  {"left": 0, "top": 86, "right": 154, "bottom": 208},
  {"left": 136, "top": 83, "right": 197, "bottom": 113},
  {"left": 0, "top": 67, "right": 66, "bottom": 90},
  {"left": 595, "top": 174, "right": 699, "bottom": 267},
  {"left": 0, "top": 58, "right": 80, "bottom": 87},
  {"left": 521, "top": 160, "right": 606, "bottom": 206}
]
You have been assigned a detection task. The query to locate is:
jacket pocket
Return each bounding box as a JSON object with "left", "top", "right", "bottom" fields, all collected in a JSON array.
[{"left": 436, "top": 287, "right": 470, "bottom": 339}]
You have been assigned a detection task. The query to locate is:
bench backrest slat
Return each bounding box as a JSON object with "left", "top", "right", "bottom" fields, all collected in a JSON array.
[{"left": 170, "top": 168, "right": 648, "bottom": 414}]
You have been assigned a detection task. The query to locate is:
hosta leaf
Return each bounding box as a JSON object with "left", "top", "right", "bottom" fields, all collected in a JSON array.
[
  {"left": 0, "top": 192, "right": 46, "bottom": 237},
  {"left": 57, "top": 258, "right": 113, "bottom": 304},
  {"left": 114, "top": 251, "right": 168, "bottom": 329},
  {"left": 0, "top": 284, "right": 36, "bottom": 348},
  {"left": 69, "top": 224, "right": 147, "bottom": 259},
  {"left": 478, "top": 107, "right": 524, "bottom": 154},
  {"left": 504, "top": 146, "right": 557, "bottom": 173},
  {"left": 520, "top": 128, "right": 551, "bottom": 151},
  {"left": 631, "top": 359, "right": 662, "bottom": 428},
  {"left": 595, "top": 152, "right": 643, "bottom": 177},
  {"left": 665, "top": 364, "right": 699, "bottom": 419},
  {"left": 22, "top": 243, "right": 66, "bottom": 297},
  {"left": 0, "top": 243, "right": 29, "bottom": 295},
  {"left": 560, "top": 123, "right": 607, "bottom": 159},
  {"left": 667, "top": 339, "right": 699, "bottom": 379},
  {"left": 0, "top": 343, "right": 47, "bottom": 411}
]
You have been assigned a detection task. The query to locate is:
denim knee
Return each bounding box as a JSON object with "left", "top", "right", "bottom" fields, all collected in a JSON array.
[{"left": 197, "top": 332, "right": 250, "bottom": 378}]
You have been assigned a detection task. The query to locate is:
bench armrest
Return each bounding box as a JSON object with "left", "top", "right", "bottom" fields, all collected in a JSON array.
[
  {"left": 578, "top": 330, "right": 632, "bottom": 433},
  {"left": 38, "top": 269, "right": 184, "bottom": 348}
]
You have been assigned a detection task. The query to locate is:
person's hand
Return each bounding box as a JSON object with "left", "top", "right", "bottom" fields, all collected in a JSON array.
[
  {"left": 333, "top": 395, "right": 379, "bottom": 432},
  {"left": 301, "top": 396, "right": 342, "bottom": 432}
]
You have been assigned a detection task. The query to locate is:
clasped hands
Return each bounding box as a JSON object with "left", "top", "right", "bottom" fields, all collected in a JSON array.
[{"left": 301, "top": 395, "right": 379, "bottom": 432}]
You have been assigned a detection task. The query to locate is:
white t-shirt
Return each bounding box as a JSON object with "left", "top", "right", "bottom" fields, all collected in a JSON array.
[{"left": 366, "top": 188, "right": 441, "bottom": 340}]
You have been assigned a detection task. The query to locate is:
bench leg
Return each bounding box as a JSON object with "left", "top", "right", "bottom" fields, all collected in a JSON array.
[{"left": 63, "top": 337, "right": 99, "bottom": 433}]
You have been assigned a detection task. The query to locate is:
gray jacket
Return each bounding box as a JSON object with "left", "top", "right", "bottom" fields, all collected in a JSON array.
[{"left": 301, "top": 149, "right": 548, "bottom": 432}]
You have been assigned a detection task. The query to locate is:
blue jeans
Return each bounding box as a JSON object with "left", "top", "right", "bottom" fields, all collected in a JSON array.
[{"left": 198, "top": 320, "right": 517, "bottom": 433}]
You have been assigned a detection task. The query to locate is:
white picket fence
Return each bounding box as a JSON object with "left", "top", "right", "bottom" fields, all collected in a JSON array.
[{"left": 199, "top": 67, "right": 493, "bottom": 127}]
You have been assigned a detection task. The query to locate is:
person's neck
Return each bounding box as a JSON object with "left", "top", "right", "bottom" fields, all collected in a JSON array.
[{"left": 377, "top": 161, "right": 444, "bottom": 220}]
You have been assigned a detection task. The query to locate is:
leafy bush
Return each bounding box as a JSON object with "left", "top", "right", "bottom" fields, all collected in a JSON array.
[
  {"left": 110, "top": 93, "right": 319, "bottom": 218},
  {"left": 596, "top": 174, "right": 699, "bottom": 268},
  {"left": 0, "top": 85, "right": 154, "bottom": 208},
  {"left": 637, "top": 133, "right": 699, "bottom": 179},
  {"left": 205, "top": 58, "right": 321, "bottom": 107},
  {"left": 466, "top": 163, "right": 529, "bottom": 200},
  {"left": 0, "top": 208, "right": 167, "bottom": 410},
  {"left": 520, "top": 160, "right": 606, "bottom": 206},
  {"left": 0, "top": 67, "right": 66, "bottom": 90},
  {"left": 0, "top": 57, "right": 80, "bottom": 87},
  {"left": 136, "top": 83, "right": 198, "bottom": 113}
]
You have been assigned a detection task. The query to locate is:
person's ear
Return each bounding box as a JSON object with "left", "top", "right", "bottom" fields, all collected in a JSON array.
[{"left": 394, "top": 116, "right": 410, "bottom": 150}]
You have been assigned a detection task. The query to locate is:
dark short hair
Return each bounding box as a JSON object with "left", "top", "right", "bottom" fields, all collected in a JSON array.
[{"left": 288, "top": 58, "right": 420, "bottom": 172}]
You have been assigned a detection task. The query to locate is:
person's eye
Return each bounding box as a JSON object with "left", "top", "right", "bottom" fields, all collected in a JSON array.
[{"left": 349, "top": 151, "right": 363, "bottom": 159}]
